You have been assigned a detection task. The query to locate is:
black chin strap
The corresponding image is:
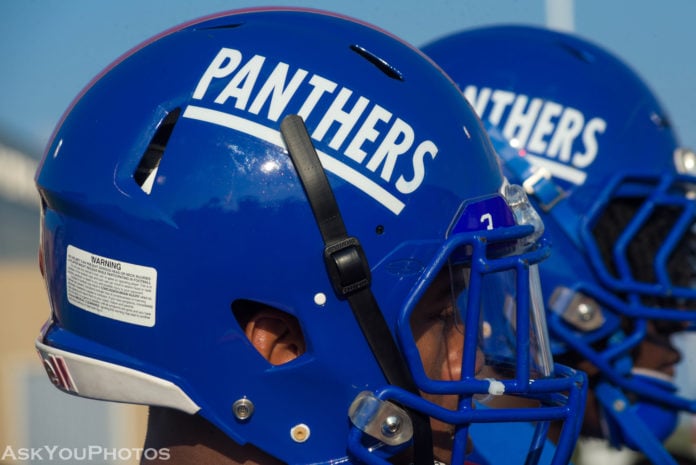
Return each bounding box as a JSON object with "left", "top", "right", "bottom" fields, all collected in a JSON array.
[{"left": 280, "top": 114, "right": 434, "bottom": 465}]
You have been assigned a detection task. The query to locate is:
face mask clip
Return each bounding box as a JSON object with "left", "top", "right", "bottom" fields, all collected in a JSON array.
[{"left": 348, "top": 391, "right": 414, "bottom": 447}]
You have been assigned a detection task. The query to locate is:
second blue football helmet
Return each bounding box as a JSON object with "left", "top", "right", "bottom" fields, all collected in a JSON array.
[{"left": 423, "top": 24, "right": 696, "bottom": 465}]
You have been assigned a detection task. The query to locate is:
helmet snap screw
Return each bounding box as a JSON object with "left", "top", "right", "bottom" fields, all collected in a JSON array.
[
  {"left": 232, "top": 398, "right": 255, "bottom": 421},
  {"left": 381, "top": 415, "right": 402, "bottom": 437},
  {"left": 314, "top": 292, "right": 327, "bottom": 306},
  {"left": 613, "top": 399, "right": 626, "bottom": 412},
  {"left": 290, "top": 423, "right": 311, "bottom": 443},
  {"left": 577, "top": 302, "right": 595, "bottom": 322}
]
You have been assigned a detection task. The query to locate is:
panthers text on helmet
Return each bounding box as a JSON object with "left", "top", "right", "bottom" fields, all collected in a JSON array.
[
  {"left": 465, "top": 85, "right": 607, "bottom": 185},
  {"left": 187, "top": 47, "right": 441, "bottom": 215}
]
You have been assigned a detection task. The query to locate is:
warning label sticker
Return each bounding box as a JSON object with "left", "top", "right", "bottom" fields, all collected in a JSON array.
[{"left": 66, "top": 245, "right": 157, "bottom": 327}]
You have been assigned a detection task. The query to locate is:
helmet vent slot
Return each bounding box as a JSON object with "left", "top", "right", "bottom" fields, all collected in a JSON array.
[
  {"left": 350, "top": 44, "right": 404, "bottom": 81},
  {"left": 558, "top": 42, "right": 595, "bottom": 64},
  {"left": 134, "top": 108, "right": 181, "bottom": 194},
  {"left": 197, "top": 23, "right": 244, "bottom": 31}
]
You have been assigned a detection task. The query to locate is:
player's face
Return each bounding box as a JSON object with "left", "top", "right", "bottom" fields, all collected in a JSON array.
[
  {"left": 410, "top": 266, "right": 484, "bottom": 463},
  {"left": 632, "top": 321, "right": 683, "bottom": 378}
]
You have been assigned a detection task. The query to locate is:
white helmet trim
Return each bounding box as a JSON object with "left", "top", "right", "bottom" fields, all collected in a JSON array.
[{"left": 35, "top": 339, "right": 200, "bottom": 414}]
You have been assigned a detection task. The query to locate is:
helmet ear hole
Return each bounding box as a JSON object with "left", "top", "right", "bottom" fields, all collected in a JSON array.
[{"left": 232, "top": 300, "right": 306, "bottom": 365}]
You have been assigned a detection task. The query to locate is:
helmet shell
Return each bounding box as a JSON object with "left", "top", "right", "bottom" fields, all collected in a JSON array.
[{"left": 37, "top": 9, "right": 503, "bottom": 464}]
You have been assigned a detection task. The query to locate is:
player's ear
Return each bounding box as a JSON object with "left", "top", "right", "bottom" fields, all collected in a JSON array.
[{"left": 235, "top": 302, "right": 306, "bottom": 365}]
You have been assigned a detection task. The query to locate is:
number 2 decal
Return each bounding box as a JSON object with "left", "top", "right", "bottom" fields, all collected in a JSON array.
[{"left": 480, "top": 213, "right": 493, "bottom": 230}]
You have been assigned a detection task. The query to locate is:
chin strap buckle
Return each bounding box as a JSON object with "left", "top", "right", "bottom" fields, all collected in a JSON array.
[{"left": 324, "top": 237, "right": 371, "bottom": 298}]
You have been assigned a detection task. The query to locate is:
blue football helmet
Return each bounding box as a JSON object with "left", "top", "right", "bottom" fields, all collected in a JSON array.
[
  {"left": 423, "top": 24, "right": 696, "bottom": 464},
  {"left": 35, "top": 11, "right": 585, "bottom": 465}
]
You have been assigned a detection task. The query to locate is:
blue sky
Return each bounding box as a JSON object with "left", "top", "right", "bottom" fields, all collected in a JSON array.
[{"left": 2, "top": 0, "right": 695, "bottom": 157}]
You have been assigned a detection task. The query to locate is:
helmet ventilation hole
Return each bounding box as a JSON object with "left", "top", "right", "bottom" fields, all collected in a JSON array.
[
  {"left": 134, "top": 108, "right": 181, "bottom": 194},
  {"left": 350, "top": 44, "right": 404, "bottom": 81},
  {"left": 557, "top": 42, "right": 596, "bottom": 64}
]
